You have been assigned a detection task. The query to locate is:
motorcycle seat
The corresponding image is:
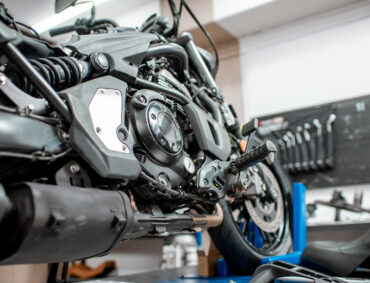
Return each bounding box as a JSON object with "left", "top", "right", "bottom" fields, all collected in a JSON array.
[{"left": 300, "top": 229, "right": 370, "bottom": 276}]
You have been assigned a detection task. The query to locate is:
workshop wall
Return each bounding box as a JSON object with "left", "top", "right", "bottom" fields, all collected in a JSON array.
[{"left": 239, "top": 1, "right": 370, "bottom": 120}]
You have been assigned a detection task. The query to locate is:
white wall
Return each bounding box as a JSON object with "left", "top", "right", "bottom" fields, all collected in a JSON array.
[{"left": 240, "top": 1, "right": 370, "bottom": 120}]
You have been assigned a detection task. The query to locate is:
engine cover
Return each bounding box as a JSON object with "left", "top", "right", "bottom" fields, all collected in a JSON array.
[
  {"left": 147, "top": 101, "right": 183, "bottom": 155},
  {"left": 131, "top": 89, "right": 183, "bottom": 165}
]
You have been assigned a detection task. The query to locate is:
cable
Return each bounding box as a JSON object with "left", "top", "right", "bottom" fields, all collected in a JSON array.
[
  {"left": 0, "top": 104, "right": 61, "bottom": 125},
  {"left": 0, "top": 148, "right": 72, "bottom": 162},
  {"left": 15, "top": 21, "right": 40, "bottom": 40},
  {"left": 181, "top": 0, "right": 219, "bottom": 76}
]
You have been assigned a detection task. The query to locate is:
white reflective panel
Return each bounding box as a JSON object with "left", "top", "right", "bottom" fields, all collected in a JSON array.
[{"left": 89, "top": 88, "right": 126, "bottom": 153}]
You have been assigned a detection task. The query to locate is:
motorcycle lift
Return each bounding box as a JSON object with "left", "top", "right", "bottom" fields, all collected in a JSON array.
[{"left": 61, "top": 183, "right": 370, "bottom": 283}]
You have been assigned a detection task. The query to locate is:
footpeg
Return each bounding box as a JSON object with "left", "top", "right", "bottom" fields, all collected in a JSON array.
[{"left": 227, "top": 141, "right": 276, "bottom": 175}]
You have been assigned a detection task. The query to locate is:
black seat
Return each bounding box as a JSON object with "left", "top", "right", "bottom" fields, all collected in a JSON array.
[{"left": 300, "top": 229, "right": 370, "bottom": 276}]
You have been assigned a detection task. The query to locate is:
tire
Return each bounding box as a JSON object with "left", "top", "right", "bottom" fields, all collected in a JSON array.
[{"left": 208, "top": 161, "right": 293, "bottom": 274}]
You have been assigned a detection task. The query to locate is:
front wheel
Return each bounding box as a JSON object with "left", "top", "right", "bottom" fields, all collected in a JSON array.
[{"left": 208, "top": 162, "right": 293, "bottom": 274}]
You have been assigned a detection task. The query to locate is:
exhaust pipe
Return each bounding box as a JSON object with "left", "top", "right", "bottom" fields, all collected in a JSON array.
[
  {"left": 191, "top": 203, "right": 223, "bottom": 228},
  {"left": 0, "top": 182, "right": 223, "bottom": 264},
  {"left": 0, "top": 182, "right": 130, "bottom": 264}
]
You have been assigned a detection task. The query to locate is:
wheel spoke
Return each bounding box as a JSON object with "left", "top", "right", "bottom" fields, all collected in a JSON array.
[{"left": 260, "top": 230, "right": 274, "bottom": 246}]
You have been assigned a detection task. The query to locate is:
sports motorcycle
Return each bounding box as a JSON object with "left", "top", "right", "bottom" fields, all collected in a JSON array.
[{"left": 0, "top": 0, "right": 292, "bottom": 276}]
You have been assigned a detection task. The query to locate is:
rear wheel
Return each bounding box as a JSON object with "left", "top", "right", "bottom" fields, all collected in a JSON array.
[{"left": 208, "top": 162, "right": 292, "bottom": 274}]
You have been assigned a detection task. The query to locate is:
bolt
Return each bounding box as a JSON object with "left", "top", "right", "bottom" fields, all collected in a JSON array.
[
  {"left": 118, "top": 130, "right": 126, "bottom": 141},
  {"left": 203, "top": 179, "right": 209, "bottom": 185},
  {"left": 151, "top": 113, "right": 157, "bottom": 120},
  {"left": 26, "top": 104, "right": 34, "bottom": 112},
  {"left": 139, "top": 95, "right": 147, "bottom": 103},
  {"left": 0, "top": 74, "right": 6, "bottom": 85},
  {"left": 70, "top": 164, "right": 80, "bottom": 174},
  {"left": 61, "top": 132, "right": 69, "bottom": 141},
  {"left": 96, "top": 127, "right": 101, "bottom": 134},
  {"left": 159, "top": 176, "right": 168, "bottom": 187},
  {"left": 122, "top": 143, "right": 130, "bottom": 153}
]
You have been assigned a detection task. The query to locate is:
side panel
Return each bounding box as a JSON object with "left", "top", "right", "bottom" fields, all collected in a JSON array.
[
  {"left": 184, "top": 103, "right": 231, "bottom": 161},
  {"left": 65, "top": 76, "right": 141, "bottom": 179}
]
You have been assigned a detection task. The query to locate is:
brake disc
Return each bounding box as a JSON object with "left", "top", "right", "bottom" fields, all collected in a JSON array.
[{"left": 245, "top": 163, "right": 284, "bottom": 233}]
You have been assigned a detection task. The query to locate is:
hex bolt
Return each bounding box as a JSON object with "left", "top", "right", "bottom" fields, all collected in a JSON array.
[
  {"left": 139, "top": 95, "right": 147, "bottom": 103},
  {"left": 118, "top": 130, "right": 126, "bottom": 141},
  {"left": 0, "top": 74, "right": 6, "bottom": 85},
  {"left": 70, "top": 164, "right": 80, "bottom": 174},
  {"left": 26, "top": 104, "right": 34, "bottom": 113},
  {"left": 122, "top": 143, "right": 130, "bottom": 153}
]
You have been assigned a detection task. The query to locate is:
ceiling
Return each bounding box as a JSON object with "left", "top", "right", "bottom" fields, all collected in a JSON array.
[
  {"left": 214, "top": 0, "right": 365, "bottom": 38},
  {"left": 4, "top": 0, "right": 55, "bottom": 26}
]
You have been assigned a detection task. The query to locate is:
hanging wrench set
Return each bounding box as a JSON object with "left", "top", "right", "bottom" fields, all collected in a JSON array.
[{"left": 257, "top": 94, "right": 370, "bottom": 188}]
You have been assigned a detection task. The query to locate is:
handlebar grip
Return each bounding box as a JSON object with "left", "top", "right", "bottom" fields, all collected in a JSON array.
[{"left": 49, "top": 25, "right": 75, "bottom": 36}]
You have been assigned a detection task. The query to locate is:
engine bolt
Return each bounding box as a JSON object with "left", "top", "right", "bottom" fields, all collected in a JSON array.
[
  {"left": 0, "top": 74, "right": 6, "bottom": 85},
  {"left": 26, "top": 104, "right": 34, "bottom": 113},
  {"left": 139, "top": 95, "right": 146, "bottom": 103},
  {"left": 151, "top": 113, "right": 156, "bottom": 120},
  {"left": 203, "top": 179, "right": 209, "bottom": 185},
  {"left": 70, "top": 164, "right": 80, "bottom": 174},
  {"left": 122, "top": 143, "right": 130, "bottom": 153}
]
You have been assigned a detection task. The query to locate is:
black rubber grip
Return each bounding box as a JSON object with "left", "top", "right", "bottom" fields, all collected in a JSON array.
[
  {"left": 316, "top": 134, "right": 325, "bottom": 168},
  {"left": 325, "top": 131, "right": 334, "bottom": 168},
  {"left": 286, "top": 145, "right": 295, "bottom": 173},
  {"left": 307, "top": 138, "right": 317, "bottom": 170},
  {"left": 293, "top": 143, "right": 301, "bottom": 172},
  {"left": 49, "top": 25, "right": 75, "bottom": 36},
  {"left": 229, "top": 141, "right": 276, "bottom": 174},
  {"left": 299, "top": 141, "right": 310, "bottom": 171}
]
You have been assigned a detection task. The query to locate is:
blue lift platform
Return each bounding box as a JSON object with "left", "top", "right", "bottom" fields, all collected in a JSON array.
[{"left": 157, "top": 183, "right": 308, "bottom": 282}]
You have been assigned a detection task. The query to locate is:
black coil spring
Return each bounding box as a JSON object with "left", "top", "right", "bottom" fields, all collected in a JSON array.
[{"left": 7, "top": 56, "right": 83, "bottom": 95}]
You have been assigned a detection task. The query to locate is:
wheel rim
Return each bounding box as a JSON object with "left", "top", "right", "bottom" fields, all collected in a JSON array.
[{"left": 230, "top": 163, "right": 289, "bottom": 256}]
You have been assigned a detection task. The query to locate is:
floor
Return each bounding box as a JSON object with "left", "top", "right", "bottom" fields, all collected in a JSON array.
[{"left": 77, "top": 266, "right": 253, "bottom": 283}]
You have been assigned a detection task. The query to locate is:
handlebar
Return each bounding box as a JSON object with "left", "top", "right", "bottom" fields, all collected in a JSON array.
[
  {"left": 49, "top": 25, "right": 75, "bottom": 36},
  {"left": 49, "top": 18, "right": 119, "bottom": 37}
]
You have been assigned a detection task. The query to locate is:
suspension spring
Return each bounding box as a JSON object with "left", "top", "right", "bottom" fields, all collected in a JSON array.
[{"left": 6, "top": 56, "right": 89, "bottom": 96}]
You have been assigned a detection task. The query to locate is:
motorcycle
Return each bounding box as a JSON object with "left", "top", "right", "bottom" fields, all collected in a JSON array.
[{"left": 0, "top": 0, "right": 292, "bottom": 276}]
